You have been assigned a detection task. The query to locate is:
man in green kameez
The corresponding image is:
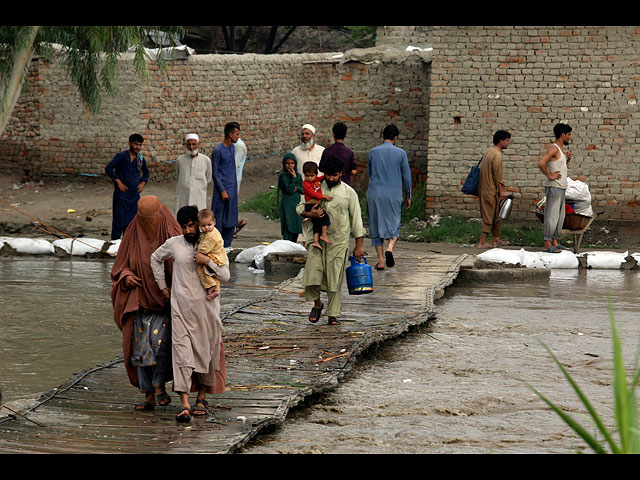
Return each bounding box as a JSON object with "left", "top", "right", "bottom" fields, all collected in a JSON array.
[{"left": 297, "top": 155, "right": 366, "bottom": 325}]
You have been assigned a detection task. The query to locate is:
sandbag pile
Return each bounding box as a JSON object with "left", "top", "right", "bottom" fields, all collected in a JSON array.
[{"left": 477, "top": 247, "right": 634, "bottom": 270}]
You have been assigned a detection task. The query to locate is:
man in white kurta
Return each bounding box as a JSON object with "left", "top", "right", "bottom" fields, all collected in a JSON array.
[
  {"left": 174, "top": 134, "right": 212, "bottom": 214},
  {"left": 151, "top": 205, "right": 229, "bottom": 422},
  {"left": 297, "top": 156, "right": 365, "bottom": 325},
  {"left": 292, "top": 124, "right": 325, "bottom": 242}
]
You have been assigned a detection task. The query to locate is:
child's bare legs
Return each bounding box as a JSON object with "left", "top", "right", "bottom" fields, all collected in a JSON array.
[
  {"left": 206, "top": 285, "right": 219, "bottom": 301},
  {"left": 320, "top": 225, "right": 331, "bottom": 244},
  {"left": 311, "top": 232, "right": 323, "bottom": 250}
]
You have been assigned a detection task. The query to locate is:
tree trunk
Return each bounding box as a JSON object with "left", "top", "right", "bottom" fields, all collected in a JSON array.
[{"left": 0, "top": 26, "right": 40, "bottom": 136}]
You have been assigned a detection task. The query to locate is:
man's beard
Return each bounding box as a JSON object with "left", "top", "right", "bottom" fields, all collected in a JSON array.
[
  {"left": 300, "top": 138, "right": 314, "bottom": 150},
  {"left": 184, "top": 231, "right": 199, "bottom": 244},
  {"left": 188, "top": 149, "right": 199, "bottom": 157},
  {"left": 325, "top": 179, "right": 340, "bottom": 189}
]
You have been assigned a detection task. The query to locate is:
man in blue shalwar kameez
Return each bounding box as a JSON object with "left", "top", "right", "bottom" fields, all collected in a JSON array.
[
  {"left": 366, "top": 124, "right": 412, "bottom": 270},
  {"left": 210, "top": 122, "right": 241, "bottom": 247},
  {"left": 105, "top": 133, "right": 150, "bottom": 240}
]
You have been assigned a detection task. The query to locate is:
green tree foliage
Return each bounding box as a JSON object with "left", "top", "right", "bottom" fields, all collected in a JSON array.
[{"left": 0, "top": 25, "right": 185, "bottom": 134}]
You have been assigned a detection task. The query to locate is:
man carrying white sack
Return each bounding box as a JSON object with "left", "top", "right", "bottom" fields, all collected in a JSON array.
[{"left": 174, "top": 133, "right": 212, "bottom": 214}]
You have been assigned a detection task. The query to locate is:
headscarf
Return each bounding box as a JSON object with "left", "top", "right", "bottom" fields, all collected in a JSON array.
[
  {"left": 110, "top": 195, "right": 182, "bottom": 387},
  {"left": 281, "top": 151, "right": 298, "bottom": 173}
]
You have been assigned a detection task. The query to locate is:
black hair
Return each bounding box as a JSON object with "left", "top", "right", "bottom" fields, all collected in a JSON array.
[
  {"left": 553, "top": 123, "right": 572, "bottom": 139},
  {"left": 382, "top": 124, "right": 399, "bottom": 141},
  {"left": 224, "top": 122, "right": 240, "bottom": 138},
  {"left": 302, "top": 161, "right": 318, "bottom": 174},
  {"left": 129, "top": 133, "right": 144, "bottom": 143},
  {"left": 176, "top": 205, "right": 199, "bottom": 226},
  {"left": 493, "top": 130, "right": 511, "bottom": 145},
  {"left": 332, "top": 122, "right": 347, "bottom": 140},
  {"left": 322, "top": 156, "right": 344, "bottom": 176}
]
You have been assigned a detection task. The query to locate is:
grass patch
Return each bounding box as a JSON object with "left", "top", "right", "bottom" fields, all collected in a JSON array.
[{"left": 239, "top": 187, "right": 280, "bottom": 220}]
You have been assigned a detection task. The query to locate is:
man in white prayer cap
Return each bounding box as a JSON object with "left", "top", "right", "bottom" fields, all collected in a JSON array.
[
  {"left": 291, "top": 124, "right": 325, "bottom": 243},
  {"left": 174, "top": 133, "right": 212, "bottom": 214},
  {"left": 292, "top": 123, "right": 325, "bottom": 177}
]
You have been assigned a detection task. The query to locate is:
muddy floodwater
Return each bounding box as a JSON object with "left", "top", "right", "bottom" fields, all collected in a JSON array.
[
  {"left": 243, "top": 268, "right": 640, "bottom": 454},
  {"left": 0, "top": 257, "right": 288, "bottom": 409},
  {"left": 2, "top": 257, "right": 640, "bottom": 454}
]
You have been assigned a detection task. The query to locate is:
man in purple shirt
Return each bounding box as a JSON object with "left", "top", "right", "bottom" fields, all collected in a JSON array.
[{"left": 319, "top": 122, "right": 358, "bottom": 185}]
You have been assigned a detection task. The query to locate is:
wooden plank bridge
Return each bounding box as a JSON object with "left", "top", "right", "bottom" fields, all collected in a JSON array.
[{"left": 0, "top": 250, "right": 471, "bottom": 453}]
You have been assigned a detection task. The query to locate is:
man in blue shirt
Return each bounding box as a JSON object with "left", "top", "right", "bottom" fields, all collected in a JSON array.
[
  {"left": 105, "top": 133, "right": 150, "bottom": 240},
  {"left": 210, "top": 122, "right": 241, "bottom": 247}
]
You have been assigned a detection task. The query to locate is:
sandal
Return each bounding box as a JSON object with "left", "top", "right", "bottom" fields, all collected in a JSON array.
[
  {"left": 327, "top": 317, "right": 341, "bottom": 325},
  {"left": 156, "top": 393, "right": 171, "bottom": 406},
  {"left": 309, "top": 303, "right": 324, "bottom": 323},
  {"left": 385, "top": 251, "right": 395, "bottom": 268},
  {"left": 236, "top": 219, "right": 247, "bottom": 233},
  {"left": 192, "top": 399, "right": 209, "bottom": 417},
  {"left": 556, "top": 244, "right": 569, "bottom": 251},
  {"left": 543, "top": 246, "right": 561, "bottom": 254},
  {"left": 134, "top": 401, "right": 155, "bottom": 411},
  {"left": 176, "top": 407, "right": 192, "bottom": 423}
]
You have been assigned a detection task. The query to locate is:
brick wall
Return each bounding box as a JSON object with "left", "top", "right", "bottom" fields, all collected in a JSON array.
[
  {"left": 1, "top": 49, "right": 430, "bottom": 191},
  {"left": 380, "top": 26, "right": 640, "bottom": 221}
]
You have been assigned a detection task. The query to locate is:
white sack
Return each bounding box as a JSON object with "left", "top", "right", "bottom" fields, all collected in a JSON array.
[
  {"left": 537, "top": 250, "right": 580, "bottom": 269},
  {"left": 565, "top": 178, "right": 593, "bottom": 217},
  {"left": 476, "top": 248, "right": 523, "bottom": 265},
  {"left": 578, "top": 250, "right": 628, "bottom": 269},
  {"left": 0, "top": 237, "right": 55, "bottom": 254},
  {"left": 107, "top": 239, "right": 121, "bottom": 256},
  {"left": 53, "top": 237, "right": 106, "bottom": 256},
  {"left": 253, "top": 240, "right": 307, "bottom": 270},
  {"left": 234, "top": 244, "right": 267, "bottom": 263}
]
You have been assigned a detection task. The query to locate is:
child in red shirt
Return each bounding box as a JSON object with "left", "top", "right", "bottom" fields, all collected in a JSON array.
[{"left": 302, "top": 161, "right": 332, "bottom": 250}]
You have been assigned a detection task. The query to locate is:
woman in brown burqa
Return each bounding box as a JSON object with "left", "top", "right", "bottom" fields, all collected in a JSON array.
[{"left": 111, "top": 195, "right": 182, "bottom": 410}]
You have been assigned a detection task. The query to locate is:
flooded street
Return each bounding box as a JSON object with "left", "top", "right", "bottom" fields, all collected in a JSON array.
[
  {"left": 0, "top": 257, "right": 287, "bottom": 408},
  {"left": 2, "top": 256, "right": 639, "bottom": 454},
  {"left": 243, "top": 269, "right": 640, "bottom": 454}
]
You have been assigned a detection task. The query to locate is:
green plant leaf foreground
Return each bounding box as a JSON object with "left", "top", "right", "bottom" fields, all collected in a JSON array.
[{"left": 531, "top": 296, "right": 640, "bottom": 453}]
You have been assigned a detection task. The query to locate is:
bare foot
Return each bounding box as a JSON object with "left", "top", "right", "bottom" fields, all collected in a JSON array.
[
  {"left": 477, "top": 243, "right": 492, "bottom": 249},
  {"left": 206, "top": 287, "right": 220, "bottom": 301},
  {"left": 492, "top": 239, "right": 510, "bottom": 247},
  {"left": 320, "top": 235, "right": 332, "bottom": 244},
  {"left": 312, "top": 242, "right": 323, "bottom": 251}
]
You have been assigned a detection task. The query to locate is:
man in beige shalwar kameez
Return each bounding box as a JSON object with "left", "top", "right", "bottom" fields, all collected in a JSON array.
[
  {"left": 477, "top": 130, "right": 511, "bottom": 248},
  {"left": 297, "top": 156, "right": 366, "bottom": 325},
  {"left": 151, "top": 205, "right": 229, "bottom": 423}
]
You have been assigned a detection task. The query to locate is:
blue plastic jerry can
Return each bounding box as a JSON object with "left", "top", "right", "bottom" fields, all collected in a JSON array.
[{"left": 346, "top": 256, "right": 374, "bottom": 295}]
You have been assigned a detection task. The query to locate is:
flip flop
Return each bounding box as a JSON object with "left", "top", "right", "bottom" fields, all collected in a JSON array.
[
  {"left": 236, "top": 219, "right": 247, "bottom": 233},
  {"left": 176, "top": 407, "right": 192, "bottom": 423},
  {"left": 327, "top": 317, "right": 341, "bottom": 325},
  {"left": 156, "top": 393, "right": 171, "bottom": 406},
  {"left": 375, "top": 264, "right": 385, "bottom": 271},
  {"left": 556, "top": 244, "right": 569, "bottom": 250},
  {"left": 309, "top": 303, "right": 324, "bottom": 323},
  {"left": 192, "top": 399, "right": 209, "bottom": 417},
  {"left": 543, "top": 246, "right": 561, "bottom": 254},
  {"left": 385, "top": 251, "right": 395, "bottom": 268}
]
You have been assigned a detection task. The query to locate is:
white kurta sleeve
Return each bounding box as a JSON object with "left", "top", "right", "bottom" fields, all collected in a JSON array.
[{"left": 151, "top": 239, "right": 174, "bottom": 291}]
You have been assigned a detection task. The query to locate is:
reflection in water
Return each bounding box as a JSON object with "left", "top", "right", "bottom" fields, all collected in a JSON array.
[
  {"left": 0, "top": 257, "right": 286, "bottom": 407},
  {"left": 243, "top": 269, "right": 640, "bottom": 454}
]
